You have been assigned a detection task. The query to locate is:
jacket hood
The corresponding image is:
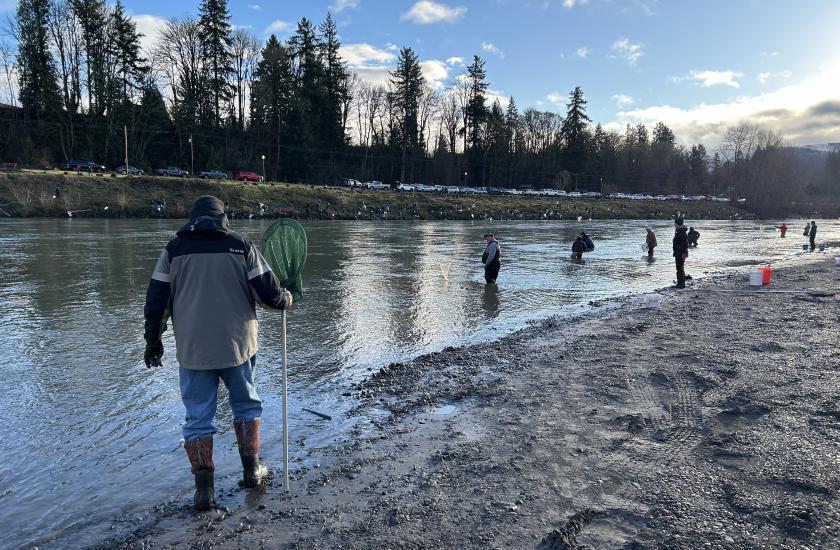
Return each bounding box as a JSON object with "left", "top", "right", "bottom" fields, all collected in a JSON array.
[
  {"left": 177, "top": 195, "right": 230, "bottom": 237},
  {"left": 676, "top": 226, "right": 688, "bottom": 234}
]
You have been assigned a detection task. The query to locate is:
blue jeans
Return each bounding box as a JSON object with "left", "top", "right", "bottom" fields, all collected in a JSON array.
[{"left": 179, "top": 355, "right": 263, "bottom": 442}]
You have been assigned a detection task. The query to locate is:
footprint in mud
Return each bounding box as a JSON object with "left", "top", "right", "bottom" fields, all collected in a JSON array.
[
  {"left": 750, "top": 341, "right": 786, "bottom": 353},
  {"left": 716, "top": 393, "right": 771, "bottom": 424}
]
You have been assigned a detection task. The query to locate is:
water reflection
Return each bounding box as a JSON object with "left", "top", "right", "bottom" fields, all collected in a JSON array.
[
  {"left": 0, "top": 217, "right": 837, "bottom": 547},
  {"left": 481, "top": 283, "right": 500, "bottom": 317}
]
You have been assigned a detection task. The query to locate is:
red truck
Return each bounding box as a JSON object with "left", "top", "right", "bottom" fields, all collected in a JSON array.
[{"left": 232, "top": 170, "right": 263, "bottom": 182}]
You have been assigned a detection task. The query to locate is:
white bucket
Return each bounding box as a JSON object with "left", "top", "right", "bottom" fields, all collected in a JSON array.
[
  {"left": 749, "top": 270, "right": 763, "bottom": 286},
  {"left": 643, "top": 294, "right": 661, "bottom": 309}
]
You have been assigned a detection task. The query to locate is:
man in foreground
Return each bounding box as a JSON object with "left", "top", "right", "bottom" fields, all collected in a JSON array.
[
  {"left": 482, "top": 233, "right": 501, "bottom": 284},
  {"left": 673, "top": 218, "right": 689, "bottom": 289},
  {"left": 143, "top": 195, "right": 293, "bottom": 511}
]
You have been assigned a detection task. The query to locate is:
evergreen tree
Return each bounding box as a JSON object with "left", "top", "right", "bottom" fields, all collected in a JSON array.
[
  {"left": 560, "top": 86, "right": 591, "bottom": 173},
  {"left": 389, "top": 47, "right": 424, "bottom": 182},
  {"left": 71, "top": 0, "right": 108, "bottom": 116},
  {"left": 250, "top": 35, "right": 292, "bottom": 178},
  {"left": 112, "top": 0, "right": 147, "bottom": 102},
  {"left": 198, "top": 0, "right": 233, "bottom": 126},
  {"left": 16, "top": 0, "right": 61, "bottom": 121},
  {"left": 286, "top": 18, "right": 326, "bottom": 178},
  {"left": 319, "top": 13, "right": 349, "bottom": 148},
  {"left": 652, "top": 121, "right": 675, "bottom": 145},
  {"left": 464, "top": 55, "right": 488, "bottom": 183}
]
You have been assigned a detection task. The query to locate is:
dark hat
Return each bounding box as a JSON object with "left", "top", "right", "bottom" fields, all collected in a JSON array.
[
  {"left": 675, "top": 218, "right": 684, "bottom": 226},
  {"left": 484, "top": 233, "right": 494, "bottom": 238},
  {"left": 190, "top": 195, "right": 225, "bottom": 219}
]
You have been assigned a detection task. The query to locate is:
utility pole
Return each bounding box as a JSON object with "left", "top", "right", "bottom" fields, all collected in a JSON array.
[
  {"left": 261, "top": 154, "right": 266, "bottom": 182},
  {"left": 124, "top": 125, "right": 128, "bottom": 176},
  {"left": 189, "top": 133, "right": 194, "bottom": 175}
]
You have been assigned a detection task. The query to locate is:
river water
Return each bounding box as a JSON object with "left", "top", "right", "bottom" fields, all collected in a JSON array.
[{"left": 0, "top": 218, "right": 835, "bottom": 547}]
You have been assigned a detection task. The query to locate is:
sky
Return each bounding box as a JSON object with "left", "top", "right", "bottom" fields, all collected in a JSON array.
[{"left": 22, "top": 0, "right": 840, "bottom": 147}]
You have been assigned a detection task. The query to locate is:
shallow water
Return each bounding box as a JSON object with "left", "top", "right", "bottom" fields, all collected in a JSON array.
[{"left": 0, "top": 218, "right": 835, "bottom": 546}]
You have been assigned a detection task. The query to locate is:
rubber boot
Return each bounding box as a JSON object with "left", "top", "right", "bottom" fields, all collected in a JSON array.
[
  {"left": 234, "top": 419, "right": 268, "bottom": 488},
  {"left": 184, "top": 436, "right": 215, "bottom": 511}
]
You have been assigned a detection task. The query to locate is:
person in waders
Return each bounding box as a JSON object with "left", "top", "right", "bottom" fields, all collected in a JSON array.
[
  {"left": 581, "top": 232, "right": 595, "bottom": 252},
  {"left": 143, "top": 195, "right": 293, "bottom": 511},
  {"left": 673, "top": 218, "right": 689, "bottom": 289},
  {"left": 809, "top": 221, "right": 817, "bottom": 251},
  {"left": 645, "top": 227, "right": 657, "bottom": 258},
  {"left": 482, "top": 233, "right": 501, "bottom": 284},
  {"left": 687, "top": 227, "right": 700, "bottom": 247},
  {"left": 571, "top": 236, "right": 586, "bottom": 261},
  {"left": 778, "top": 223, "right": 787, "bottom": 238}
]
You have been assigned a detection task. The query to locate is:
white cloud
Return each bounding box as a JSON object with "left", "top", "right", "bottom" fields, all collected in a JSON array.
[
  {"left": 546, "top": 91, "right": 564, "bottom": 105},
  {"left": 562, "top": 0, "right": 589, "bottom": 7},
  {"left": 481, "top": 41, "right": 505, "bottom": 58},
  {"left": 575, "top": 46, "right": 590, "bottom": 59},
  {"left": 612, "top": 94, "right": 635, "bottom": 108},
  {"left": 611, "top": 37, "right": 644, "bottom": 66},
  {"left": 446, "top": 56, "right": 464, "bottom": 66},
  {"left": 761, "top": 51, "right": 780, "bottom": 57},
  {"left": 264, "top": 20, "right": 292, "bottom": 36},
  {"left": 758, "top": 70, "right": 792, "bottom": 84},
  {"left": 672, "top": 70, "right": 743, "bottom": 88},
  {"left": 402, "top": 1, "right": 466, "bottom": 24},
  {"left": 608, "top": 65, "right": 840, "bottom": 147},
  {"left": 385, "top": 43, "right": 399, "bottom": 51},
  {"left": 342, "top": 43, "right": 398, "bottom": 86},
  {"left": 330, "top": 0, "right": 359, "bottom": 12},
  {"left": 486, "top": 88, "right": 509, "bottom": 107},
  {"left": 341, "top": 43, "right": 397, "bottom": 65},
  {"left": 129, "top": 14, "right": 168, "bottom": 56},
  {"left": 247, "top": 4, "right": 262, "bottom": 11},
  {"left": 420, "top": 60, "right": 450, "bottom": 89}
]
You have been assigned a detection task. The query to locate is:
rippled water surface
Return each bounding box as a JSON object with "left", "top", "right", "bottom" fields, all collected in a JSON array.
[{"left": 0, "top": 218, "right": 836, "bottom": 546}]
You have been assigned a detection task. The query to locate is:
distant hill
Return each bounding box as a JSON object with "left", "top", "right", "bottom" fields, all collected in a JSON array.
[{"left": 802, "top": 143, "right": 840, "bottom": 153}]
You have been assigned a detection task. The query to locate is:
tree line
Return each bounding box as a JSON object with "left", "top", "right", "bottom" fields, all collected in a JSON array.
[{"left": 3, "top": 0, "right": 839, "bottom": 215}]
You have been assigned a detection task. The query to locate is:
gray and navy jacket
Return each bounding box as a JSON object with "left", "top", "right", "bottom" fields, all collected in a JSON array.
[{"left": 144, "top": 210, "right": 289, "bottom": 370}]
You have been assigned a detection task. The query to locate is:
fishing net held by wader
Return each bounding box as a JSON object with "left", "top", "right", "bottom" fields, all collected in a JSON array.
[{"left": 260, "top": 218, "right": 307, "bottom": 301}]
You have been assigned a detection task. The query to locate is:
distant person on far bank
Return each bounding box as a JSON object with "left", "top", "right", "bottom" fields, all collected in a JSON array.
[
  {"left": 673, "top": 218, "right": 689, "bottom": 289},
  {"left": 809, "top": 221, "right": 817, "bottom": 251},
  {"left": 687, "top": 227, "right": 700, "bottom": 247},
  {"left": 645, "top": 227, "right": 657, "bottom": 258},
  {"left": 778, "top": 223, "right": 787, "bottom": 238},
  {"left": 571, "top": 236, "right": 586, "bottom": 261},
  {"left": 482, "top": 233, "right": 501, "bottom": 284}
]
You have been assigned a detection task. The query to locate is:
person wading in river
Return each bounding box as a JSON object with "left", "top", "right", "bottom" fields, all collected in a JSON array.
[
  {"left": 809, "top": 221, "right": 817, "bottom": 251},
  {"left": 645, "top": 227, "right": 657, "bottom": 258},
  {"left": 482, "top": 233, "right": 501, "bottom": 284},
  {"left": 673, "top": 218, "right": 689, "bottom": 289},
  {"left": 143, "top": 195, "right": 293, "bottom": 511}
]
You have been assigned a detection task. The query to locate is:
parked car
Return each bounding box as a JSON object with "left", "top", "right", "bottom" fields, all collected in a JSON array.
[
  {"left": 445, "top": 186, "right": 460, "bottom": 194},
  {"left": 397, "top": 182, "right": 415, "bottom": 191},
  {"left": 233, "top": 171, "right": 263, "bottom": 182},
  {"left": 156, "top": 167, "right": 188, "bottom": 177},
  {"left": 414, "top": 184, "right": 435, "bottom": 192},
  {"left": 366, "top": 181, "right": 389, "bottom": 190},
  {"left": 199, "top": 170, "right": 227, "bottom": 180},
  {"left": 116, "top": 165, "right": 143, "bottom": 175},
  {"left": 66, "top": 160, "right": 105, "bottom": 172},
  {"left": 341, "top": 178, "right": 363, "bottom": 187}
]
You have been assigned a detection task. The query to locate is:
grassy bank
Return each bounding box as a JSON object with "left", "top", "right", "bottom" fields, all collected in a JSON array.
[{"left": 0, "top": 170, "right": 749, "bottom": 221}]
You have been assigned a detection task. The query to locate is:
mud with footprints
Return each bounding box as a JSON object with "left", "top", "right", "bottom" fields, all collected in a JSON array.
[{"left": 109, "top": 260, "right": 840, "bottom": 549}]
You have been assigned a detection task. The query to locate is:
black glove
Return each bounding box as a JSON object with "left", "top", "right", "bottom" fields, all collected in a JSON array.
[{"left": 144, "top": 340, "right": 163, "bottom": 368}]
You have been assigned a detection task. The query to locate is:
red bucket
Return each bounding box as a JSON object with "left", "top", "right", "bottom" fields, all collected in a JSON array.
[{"left": 761, "top": 267, "right": 771, "bottom": 285}]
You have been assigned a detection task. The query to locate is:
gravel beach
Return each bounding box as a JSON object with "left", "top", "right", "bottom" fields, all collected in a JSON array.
[{"left": 102, "top": 257, "right": 840, "bottom": 549}]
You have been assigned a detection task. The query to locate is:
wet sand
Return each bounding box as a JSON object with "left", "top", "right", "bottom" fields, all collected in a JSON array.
[{"left": 101, "top": 258, "right": 840, "bottom": 549}]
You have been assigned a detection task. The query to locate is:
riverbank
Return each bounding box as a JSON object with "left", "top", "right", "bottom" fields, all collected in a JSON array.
[
  {"left": 0, "top": 171, "right": 747, "bottom": 221},
  {"left": 98, "top": 257, "right": 840, "bottom": 549}
]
